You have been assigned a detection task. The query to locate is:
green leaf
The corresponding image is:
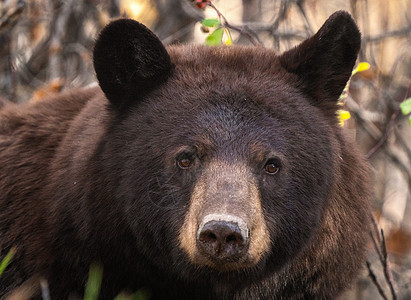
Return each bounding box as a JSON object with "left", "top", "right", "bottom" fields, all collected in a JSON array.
[
  {"left": 134, "top": 288, "right": 151, "bottom": 300},
  {"left": 0, "top": 247, "right": 16, "bottom": 277},
  {"left": 84, "top": 263, "right": 103, "bottom": 300},
  {"left": 205, "top": 27, "right": 224, "bottom": 46},
  {"left": 114, "top": 288, "right": 151, "bottom": 300},
  {"left": 399, "top": 97, "right": 411, "bottom": 115},
  {"left": 201, "top": 18, "right": 220, "bottom": 27},
  {"left": 409, "top": 115, "right": 411, "bottom": 127}
]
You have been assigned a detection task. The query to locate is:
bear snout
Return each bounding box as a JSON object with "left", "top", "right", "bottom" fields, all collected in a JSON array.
[
  {"left": 179, "top": 161, "right": 271, "bottom": 270},
  {"left": 197, "top": 214, "right": 250, "bottom": 263}
]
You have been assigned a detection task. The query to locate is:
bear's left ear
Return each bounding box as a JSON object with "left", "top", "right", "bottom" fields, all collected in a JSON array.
[
  {"left": 279, "top": 11, "right": 360, "bottom": 109},
  {"left": 93, "top": 19, "right": 173, "bottom": 110}
]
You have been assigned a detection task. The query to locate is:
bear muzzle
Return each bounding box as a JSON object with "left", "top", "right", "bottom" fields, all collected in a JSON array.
[{"left": 179, "top": 161, "right": 270, "bottom": 271}]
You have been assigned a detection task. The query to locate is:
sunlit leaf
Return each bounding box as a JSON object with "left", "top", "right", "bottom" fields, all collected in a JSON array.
[
  {"left": 84, "top": 263, "right": 103, "bottom": 300},
  {"left": 201, "top": 18, "right": 220, "bottom": 27},
  {"left": 0, "top": 247, "right": 16, "bottom": 277},
  {"left": 224, "top": 28, "right": 232, "bottom": 45},
  {"left": 114, "top": 288, "right": 151, "bottom": 300},
  {"left": 205, "top": 28, "right": 224, "bottom": 46},
  {"left": 337, "top": 110, "right": 351, "bottom": 127},
  {"left": 399, "top": 97, "right": 411, "bottom": 115},
  {"left": 357, "top": 62, "right": 370, "bottom": 72},
  {"left": 352, "top": 62, "right": 370, "bottom": 75}
]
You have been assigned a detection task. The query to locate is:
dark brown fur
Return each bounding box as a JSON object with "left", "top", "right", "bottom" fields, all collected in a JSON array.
[{"left": 0, "top": 12, "right": 371, "bottom": 299}]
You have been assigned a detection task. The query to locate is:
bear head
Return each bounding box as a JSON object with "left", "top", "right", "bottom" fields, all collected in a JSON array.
[{"left": 91, "top": 11, "right": 361, "bottom": 287}]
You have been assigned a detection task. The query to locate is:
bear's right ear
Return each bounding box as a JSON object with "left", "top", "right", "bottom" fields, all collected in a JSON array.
[{"left": 93, "top": 19, "right": 173, "bottom": 110}]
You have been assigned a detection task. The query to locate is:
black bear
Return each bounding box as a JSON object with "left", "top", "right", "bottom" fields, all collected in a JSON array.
[{"left": 0, "top": 11, "right": 371, "bottom": 299}]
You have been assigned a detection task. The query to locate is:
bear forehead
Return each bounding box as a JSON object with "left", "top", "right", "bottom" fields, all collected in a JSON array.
[
  {"left": 167, "top": 45, "right": 284, "bottom": 82},
  {"left": 161, "top": 45, "right": 302, "bottom": 116}
]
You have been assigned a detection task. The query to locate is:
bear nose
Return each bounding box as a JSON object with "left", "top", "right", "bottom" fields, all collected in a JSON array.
[{"left": 197, "top": 217, "right": 249, "bottom": 262}]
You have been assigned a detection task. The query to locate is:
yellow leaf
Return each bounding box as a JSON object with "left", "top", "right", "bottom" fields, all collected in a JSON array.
[
  {"left": 337, "top": 110, "right": 351, "bottom": 127},
  {"left": 224, "top": 28, "right": 232, "bottom": 46},
  {"left": 357, "top": 62, "right": 370, "bottom": 72},
  {"left": 352, "top": 62, "right": 370, "bottom": 75}
]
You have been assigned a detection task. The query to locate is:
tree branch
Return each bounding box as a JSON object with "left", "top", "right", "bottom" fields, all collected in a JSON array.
[
  {"left": 368, "top": 215, "right": 398, "bottom": 300},
  {"left": 0, "top": 0, "right": 26, "bottom": 32},
  {"left": 366, "top": 260, "right": 388, "bottom": 300},
  {"left": 364, "top": 26, "right": 411, "bottom": 43}
]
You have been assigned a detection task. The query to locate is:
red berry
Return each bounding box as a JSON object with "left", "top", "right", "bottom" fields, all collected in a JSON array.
[{"left": 194, "top": 0, "right": 209, "bottom": 9}]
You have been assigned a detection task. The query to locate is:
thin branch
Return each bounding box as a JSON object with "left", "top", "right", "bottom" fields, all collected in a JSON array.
[
  {"left": 161, "top": 21, "right": 198, "bottom": 45},
  {"left": 364, "top": 26, "right": 411, "bottom": 43},
  {"left": 380, "top": 229, "right": 397, "bottom": 300},
  {"left": 370, "top": 215, "right": 384, "bottom": 263},
  {"left": 48, "top": 0, "right": 76, "bottom": 80},
  {"left": 269, "top": 0, "right": 290, "bottom": 48},
  {"left": 394, "top": 127, "right": 411, "bottom": 165},
  {"left": 368, "top": 215, "right": 398, "bottom": 300},
  {"left": 243, "top": 22, "right": 309, "bottom": 40},
  {"left": 365, "top": 110, "right": 401, "bottom": 159},
  {"left": 385, "top": 147, "right": 411, "bottom": 187},
  {"left": 0, "top": 0, "right": 26, "bottom": 32},
  {"left": 366, "top": 82, "right": 411, "bottom": 159},
  {"left": 366, "top": 261, "right": 388, "bottom": 300},
  {"left": 295, "top": 1, "right": 313, "bottom": 35},
  {"left": 224, "top": 23, "right": 264, "bottom": 46}
]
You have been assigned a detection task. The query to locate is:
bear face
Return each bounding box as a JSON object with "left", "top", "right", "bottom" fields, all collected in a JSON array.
[
  {"left": 0, "top": 11, "right": 370, "bottom": 299},
  {"left": 110, "top": 49, "right": 336, "bottom": 275}
]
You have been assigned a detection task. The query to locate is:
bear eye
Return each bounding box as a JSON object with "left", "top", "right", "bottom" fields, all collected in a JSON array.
[
  {"left": 175, "top": 148, "right": 197, "bottom": 170},
  {"left": 264, "top": 159, "right": 280, "bottom": 175},
  {"left": 177, "top": 158, "right": 192, "bottom": 169}
]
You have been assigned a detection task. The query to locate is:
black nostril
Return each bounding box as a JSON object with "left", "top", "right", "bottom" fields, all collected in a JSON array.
[
  {"left": 200, "top": 231, "right": 217, "bottom": 244},
  {"left": 226, "top": 233, "right": 241, "bottom": 244},
  {"left": 197, "top": 220, "right": 249, "bottom": 262}
]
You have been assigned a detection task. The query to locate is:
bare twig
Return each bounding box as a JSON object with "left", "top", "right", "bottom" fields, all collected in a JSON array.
[
  {"left": 225, "top": 23, "right": 264, "bottom": 46},
  {"left": 365, "top": 110, "right": 401, "bottom": 159},
  {"left": 295, "top": 0, "right": 313, "bottom": 35},
  {"left": 380, "top": 229, "right": 397, "bottom": 300},
  {"left": 48, "top": 0, "right": 76, "bottom": 80},
  {"left": 366, "top": 260, "right": 388, "bottom": 300},
  {"left": 368, "top": 215, "right": 398, "bottom": 300},
  {"left": 162, "top": 22, "right": 198, "bottom": 45},
  {"left": 0, "top": 0, "right": 26, "bottom": 32},
  {"left": 365, "top": 82, "right": 411, "bottom": 159},
  {"left": 364, "top": 26, "right": 411, "bottom": 43},
  {"left": 244, "top": 23, "right": 309, "bottom": 40},
  {"left": 370, "top": 215, "right": 384, "bottom": 263}
]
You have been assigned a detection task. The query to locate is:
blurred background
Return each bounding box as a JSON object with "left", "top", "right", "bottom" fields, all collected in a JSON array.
[{"left": 0, "top": 0, "right": 410, "bottom": 299}]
